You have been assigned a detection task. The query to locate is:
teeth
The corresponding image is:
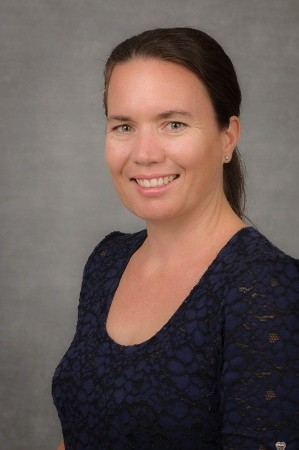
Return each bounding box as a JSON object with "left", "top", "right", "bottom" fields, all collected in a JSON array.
[{"left": 136, "top": 175, "right": 177, "bottom": 188}]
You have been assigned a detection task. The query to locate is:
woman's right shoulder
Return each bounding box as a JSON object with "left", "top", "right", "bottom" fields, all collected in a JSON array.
[{"left": 85, "top": 229, "right": 146, "bottom": 270}]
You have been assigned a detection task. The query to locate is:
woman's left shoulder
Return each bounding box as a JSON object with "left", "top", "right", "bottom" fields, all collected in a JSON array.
[
  {"left": 223, "top": 227, "right": 299, "bottom": 308},
  {"left": 229, "top": 226, "right": 298, "bottom": 280},
  {"left": 221, "top": 228, "right": 299, "bottom": 449}
]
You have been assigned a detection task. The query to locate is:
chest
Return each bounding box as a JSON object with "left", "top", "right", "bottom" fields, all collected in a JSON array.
[
  {"left": 106, "top": 260, "right": 209, "bottom": 346},
  {"left": 52, "top": 256, "right": 224, "bottom": 448}
]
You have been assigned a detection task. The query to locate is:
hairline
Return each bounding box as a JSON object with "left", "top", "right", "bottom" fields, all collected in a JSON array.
[{"left": 104, "top": 55, "right": 226, "bottom": 129}]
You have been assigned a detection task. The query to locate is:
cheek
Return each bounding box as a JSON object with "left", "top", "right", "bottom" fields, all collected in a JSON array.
[
  {"left": 104, "top": 148, "right": 116, "bottom": 174},
  {"left": 105, "top": 141, "right": 126, "bottom": 175},
  {"left": 176, "top": 134, "right": 224, "bottom": 176},
  {"left": 169, "top": 136, "right": 207, "bottom": 167}
]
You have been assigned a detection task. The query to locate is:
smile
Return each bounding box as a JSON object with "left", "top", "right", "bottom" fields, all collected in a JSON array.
[{"left": 135, "top": 175, "right": 179, "bottom": 188}]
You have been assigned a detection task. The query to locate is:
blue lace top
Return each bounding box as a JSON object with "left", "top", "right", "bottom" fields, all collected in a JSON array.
[{"left": 52, "top": 227, "right": 299, "bottom": 449}]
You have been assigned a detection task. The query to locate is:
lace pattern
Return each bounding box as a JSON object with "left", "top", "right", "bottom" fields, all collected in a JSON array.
[{"left": 52, "top": 228, "right": 299, "bottom": 449}]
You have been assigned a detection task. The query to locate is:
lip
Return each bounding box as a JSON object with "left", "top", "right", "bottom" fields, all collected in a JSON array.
[
  {"left": 130, "top": 173, "right": 180, "bottom": 196},
  {"left": 130, "top": 173, "right": 179, "bottom": 180}
]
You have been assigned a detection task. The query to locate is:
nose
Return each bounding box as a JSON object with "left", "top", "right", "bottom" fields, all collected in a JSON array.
[{"left": 132, "top": 128, "right": 165, "bottom": 165}]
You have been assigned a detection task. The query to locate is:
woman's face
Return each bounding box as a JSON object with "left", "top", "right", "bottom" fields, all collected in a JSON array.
[{"left": 105, "top": 58, "right": 238, "bottom": 224}]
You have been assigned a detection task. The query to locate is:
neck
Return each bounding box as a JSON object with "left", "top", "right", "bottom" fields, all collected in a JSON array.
[{"left": 142, "top": 198, "right": 245, "bottom": 264}]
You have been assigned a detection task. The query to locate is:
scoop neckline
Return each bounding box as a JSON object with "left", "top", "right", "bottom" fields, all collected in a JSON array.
[{"left": 101, "top": 226, "right": 255, "bottom": 352}]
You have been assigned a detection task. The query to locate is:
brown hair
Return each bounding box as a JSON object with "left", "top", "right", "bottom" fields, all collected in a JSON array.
[{"left": 103, "top": 27, "right": 245, "bottom": 217}]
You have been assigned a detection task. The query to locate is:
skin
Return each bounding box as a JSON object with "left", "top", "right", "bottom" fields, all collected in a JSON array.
[
  {"left": 103, "top": 58, "right": 245, "bottom": 346},
  {"left": 57, "top": 57, "right": 244, "bottom": 446},
  {"left": 105, "top": 58, "right": 239, "bottom": 226}
]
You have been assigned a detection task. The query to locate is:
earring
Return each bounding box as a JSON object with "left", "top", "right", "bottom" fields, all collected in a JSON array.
[{"left": 225, "top": 155, "right": 229, "bottom": 162}]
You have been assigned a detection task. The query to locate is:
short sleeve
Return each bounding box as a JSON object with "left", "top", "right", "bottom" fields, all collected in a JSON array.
[{"left": 221, "top": 257, "right": 299, "bottom": 450}]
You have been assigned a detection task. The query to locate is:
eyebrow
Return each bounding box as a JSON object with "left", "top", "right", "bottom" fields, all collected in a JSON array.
[
  {"left": 107, "top": 115, "right": 133, "bottom": 123},
  {"left": 156, "top": 110, "right": 192, "bottom": 120},
  {"left": 107, "top": 110, "right": 192, "bottom": 122}
]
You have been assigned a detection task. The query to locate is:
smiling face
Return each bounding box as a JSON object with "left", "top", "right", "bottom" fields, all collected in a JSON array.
[{"left": 105, "top": 58, "right": 239, "bottom": 224}]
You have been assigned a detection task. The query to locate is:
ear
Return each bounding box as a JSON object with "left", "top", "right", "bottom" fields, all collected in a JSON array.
[{"left": 221, "top": 116, "right": 240, "bottom": 163}]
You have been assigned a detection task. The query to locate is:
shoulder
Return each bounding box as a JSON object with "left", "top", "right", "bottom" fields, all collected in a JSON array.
[
  {"left": 222, "top": 228, "right": 298, "bottom": 326},
  {"left": 84, "top": 229, "right": 147, "bottom": 272},
  {"left": 93, "top": 229, "right": 147, "bottom": 255},
  {"left": 220, "top": 228, "right": 299, "bottom": 446},
  {"left": 225, "top": 227, "right": 298, "bottom": 286},
  {"left": 78, "top": 230, "right": 146, "bottom": 295}
]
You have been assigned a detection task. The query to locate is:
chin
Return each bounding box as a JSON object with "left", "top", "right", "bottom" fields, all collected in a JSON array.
[
  {"left": 119, "top": 195, "right": 184, "bottom": 223},
  {"left": 127, "top": 206, "right": 180, "bottom": 223}
]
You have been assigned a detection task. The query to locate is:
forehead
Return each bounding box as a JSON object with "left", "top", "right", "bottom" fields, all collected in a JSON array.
[{"left": 106, "top": 58, "right": 213, "bottom": 116}]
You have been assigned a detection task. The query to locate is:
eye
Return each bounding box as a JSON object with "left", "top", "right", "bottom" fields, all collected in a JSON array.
[
  {"left": 112, "top": 124, "right": 133, "bottom": 133},
  {"left": 166, "top": 121, "right": 186, "bottom": 131}
]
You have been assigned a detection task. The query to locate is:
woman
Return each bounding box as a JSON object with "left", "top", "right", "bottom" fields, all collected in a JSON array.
[{"left": 52, "top": 28, "right": 298, "bottom": 449}]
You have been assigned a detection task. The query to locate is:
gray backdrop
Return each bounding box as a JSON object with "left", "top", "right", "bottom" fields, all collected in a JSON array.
[{"left": 1, "top": 1, "right": 298, "bottom": 449}]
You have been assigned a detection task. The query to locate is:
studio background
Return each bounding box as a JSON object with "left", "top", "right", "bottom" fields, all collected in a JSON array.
[{"left": 1, "top": 1, "right": 298, "bottom": 449}]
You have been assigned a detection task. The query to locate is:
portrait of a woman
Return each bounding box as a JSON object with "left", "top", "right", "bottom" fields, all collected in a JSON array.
[{"left": 52, "top": 28, "right": 298, "bottom": 450}]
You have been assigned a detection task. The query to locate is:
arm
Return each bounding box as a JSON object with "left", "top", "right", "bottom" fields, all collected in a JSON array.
[
  {"left": 57, "top": 441, "right": 65, "bottom": 450},
  {"left": 221, "top": 258, "right": 299, "bottom": 449}
]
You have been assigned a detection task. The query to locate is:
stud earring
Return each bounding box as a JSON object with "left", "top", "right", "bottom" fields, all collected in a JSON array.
[
  {"left": 275, "top": 442, "right": 286, "bottom": 450},
  {"left": 225, "top": 155, "right": 229, "bottom": 162}
]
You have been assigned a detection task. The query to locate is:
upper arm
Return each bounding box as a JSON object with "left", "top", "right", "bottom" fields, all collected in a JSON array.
[{"left": 221, "top": 258, "right": 299, "bottom": 449}]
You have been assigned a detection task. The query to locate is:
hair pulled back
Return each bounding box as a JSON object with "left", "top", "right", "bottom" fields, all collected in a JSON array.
[{"left": 103, "top": 27, "right": 245, "bottom": 218}]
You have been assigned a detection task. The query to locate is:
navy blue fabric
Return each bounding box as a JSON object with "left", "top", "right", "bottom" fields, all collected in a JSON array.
[{"left": 52, "top": 227, "right": 299, "bottom": 449}]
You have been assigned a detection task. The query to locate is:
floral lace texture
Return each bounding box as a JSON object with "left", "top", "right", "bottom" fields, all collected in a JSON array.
[{"left": 52, "top": 227, "right": 299, "bottom": 449}]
